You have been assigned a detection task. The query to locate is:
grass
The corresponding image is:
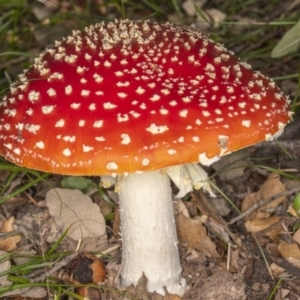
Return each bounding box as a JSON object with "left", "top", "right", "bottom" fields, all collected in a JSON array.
[{"left": 0, "top": 0, "right": 299, "bottom": 299}]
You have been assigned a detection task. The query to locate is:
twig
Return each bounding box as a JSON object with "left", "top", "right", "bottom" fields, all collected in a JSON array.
[
  {"left": 29, "top": 243, "right": 121, "bottom": 283},
  {"left": 229, "top": 186, "right": 300, "bottom": 225},
  {"left": 29, "top": 253, "right": 77, "bottom": 282},
  {"left": 227, "top": 242, "right": 231, "bottom": 271}
]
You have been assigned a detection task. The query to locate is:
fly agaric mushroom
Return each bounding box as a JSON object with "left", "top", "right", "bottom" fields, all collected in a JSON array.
[{"left": 0, "top": 20, "right": 292, "bottom": 295}]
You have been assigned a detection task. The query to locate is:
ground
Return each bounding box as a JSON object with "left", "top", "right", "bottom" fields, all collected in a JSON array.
[{"left": 0, "top": 0, "right": 299, "bottom": 299}]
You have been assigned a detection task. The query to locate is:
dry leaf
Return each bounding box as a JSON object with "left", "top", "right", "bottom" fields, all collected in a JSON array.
[
  {"left": 176, "top": 213, "right": 219, "bottom": 258},
  {"left": 293, "top": 228, "right": 300, "bottom": 244},
  {"left": 241, "top": 193, "right": 257, "bottom": 220},
  {"left": 278, "top": 240, "right": 300, "bottom": 259},
  {"left": 287, "top": 204, "right": 298, "bottom": 217},
  {"left": 241, "top": 173, "right": 287, "bottom": 220},
  {"left": 0, "top": 217, "right": 21, "bottom": 252},
  {"left": 278, "top": 240, "right": 300, "bottom": 269},
  {"left": 46, "top": 188, "right": 107, "bottom": 241},
  {"left": 274, "top": 288, "right": 290, "bottom": 300},
  {"left": 245, "top": 216, "right": 281, "bottom": 233},
  {"left": 270, "top": 263, "right": 286, "bottom": 278},
  {"left": 258, "top": 174, "right": 286, "bottom": 218}
]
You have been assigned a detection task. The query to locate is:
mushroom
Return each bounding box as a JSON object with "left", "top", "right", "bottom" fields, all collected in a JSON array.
[{"left": 0, "top": 20, "right": 292, "bottom": 295}]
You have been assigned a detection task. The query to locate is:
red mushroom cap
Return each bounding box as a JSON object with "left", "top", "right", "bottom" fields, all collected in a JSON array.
[{"left": 0, "top": 20, "right": 292, "bottom": 175}]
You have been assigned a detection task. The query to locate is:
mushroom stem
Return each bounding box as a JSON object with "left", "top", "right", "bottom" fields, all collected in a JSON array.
[{"left": 119, "top": 170, "right": 187, "bottom": 296}]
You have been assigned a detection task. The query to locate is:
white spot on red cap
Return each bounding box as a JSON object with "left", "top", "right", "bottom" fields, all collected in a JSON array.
[
  {"left": 13, "top": 148, "right": 21, "bottom": 155},
  {"left": 142, "top": 158, "right": 150, "bottom": 166},
  {"left": 63, "top": 136, "right": 76, "bottom": 142},
  {"left": 121, "top": 133, "right": 131, "bottom": 145},
  {"left": 103, "top": 102, "right": 117, "bottom": 109},
  {"left": 25, "top": 124, "right": 41, "bottom": 134},
  {"left": 4, "top": 143, "right": 12, "bottom": 150},
  {"left": 104, "top": 61, "right": 112, "bottom": 67},
  {"left": 146, "top": 123, "right": 169, "bottom": 134},
  {"left": 35, "top": 141, "right": 45, "bottom": 149},
  {"left": 63, "top": 148, "right": 71, "bottom": 156},
  {"left": 179, "top": 109, "right": 188, "bottom": 117},
  {"left": 118, "top": 92, "right": 127, "bottom": 98},
  {"left": 93, "top": 120, "right": 103, "bottom": 128},
  {"left": 117, "top": 81, "right": 129, "bottom": 87},
  {"left": 71, "top": 103, "right": 81, "bottom": 109},
  {"left": 81, "top": 90, "right": 90, "bottom": 97},
  {"left": 158, "top": 107, "right": 167, "bottom": 115},
  {"left": 76, "top": 66, "right": 88, "bottom": 74},
  {"left": 89, "top": 103, "right": 96, "bottom": 111},
  {"left": 65, "top": 85, "right": 73, "bottom": 95},
  {"left": 107, "top": 162, "right": 118, "bottom": 170},
  {"left": 242, "top": 120, "right": 251, "bottom": 127},
  {"left": 136, "top": 87, "right": 145, "bottom": 94},
  {"left": 129, "top": 111, "right": 141, "bottom": 118},
  {"left": 93, "top": 74, "right": 103, "bottom": 83},
  {"left": 83, "top": 145, "right": 94, "bottom": 152},
  {"left": 15, "top": 123, "right": 24, "bottom": 130},
  {"left": 199, "top": 152, "right": 220, "bottom": 166},
  {"left": 168, "top": 149, "right": 177, "bottom": 155},
  {"left": 28, "top": 91, "right": 40, "bottom": 102},
  {"left": 47, "top": 88, "right": 56, "bottom": 97},
  {"left": 117, "top": 114, "right": 129, "bottom": 122},
  {"left": 78, "top": 120, "right": 85, "bottom": 127},
  {"left": 150, "top": 94, "right": 160, "bottom": 101},
  {"left": 55, "top": 119, "right": 65, "bottom": 127},
  {"left": 42, "top": 105, "right": 55, "bottom": 114}
]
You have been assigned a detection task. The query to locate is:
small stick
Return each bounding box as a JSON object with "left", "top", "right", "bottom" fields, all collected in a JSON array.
[
  {"left": 30, "top": 243, "right": 121, "bottom": 282},
  {"left": 229, "top": 187, "right": 300, "bottom": 225},
  {"left": 227, "top": 242, "right": 231, "bottom": 271}
]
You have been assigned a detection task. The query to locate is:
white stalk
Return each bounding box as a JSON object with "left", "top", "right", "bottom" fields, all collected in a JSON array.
[{"left": 118, "top": 170, "right": 187, "bottom": 296}]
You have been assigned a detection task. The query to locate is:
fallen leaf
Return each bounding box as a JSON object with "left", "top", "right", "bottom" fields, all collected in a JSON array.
[
  {"left": 241, "top": 173, "right": 287, "bottom": 220},
  {"left": 245, "top": 216, "right": 281, "bottom": 234},
  {"left": 0, "top": 217, "right": 21, "bottom": 252},
  {"left": 278, "top": 240, "right": 300, "bottom": 260},
  {"left": 176, "top": 213, "right": 219, "bottom": 258},
  {"left": 278, "top": 240, "right": 300, "bottom": 269},
  {"left": 274, "top": 288, "right": 290, "bottom": 300},
  {"left": 258, "top": 174, "right": 286, "bottom": 218},
  {"left": 293, "top": 228, "right": 300, "bottom": 244},
  {"left": 270, "top": 263, "right": 286, "bottom": 278},
  {"left": 46, "top": 188, "right": 107, "bottom": 241}
]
